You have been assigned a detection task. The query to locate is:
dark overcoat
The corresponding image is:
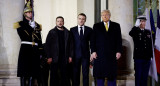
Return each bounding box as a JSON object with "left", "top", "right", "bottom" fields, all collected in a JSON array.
[
  {"left": 16, "top": 18, "right": 42, "bottom": 77},
  {"left": 45, "top": 27, "right": 73, "bottom": 64},
  {"left": 91, "top": 21, "right": 122, "bottom": 80}
]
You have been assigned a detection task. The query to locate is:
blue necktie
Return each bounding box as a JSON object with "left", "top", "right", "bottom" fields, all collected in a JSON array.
[{"left": 80, "top": 27, "right": 83, "bottom": 40}]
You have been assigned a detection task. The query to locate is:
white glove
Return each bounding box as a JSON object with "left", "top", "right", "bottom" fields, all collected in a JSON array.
[
  {"left": 135, "top": 19, "right": 140, "bottom": 27},
  {"left": 29, "top": 21, "right": 36, "bottom": 28}
]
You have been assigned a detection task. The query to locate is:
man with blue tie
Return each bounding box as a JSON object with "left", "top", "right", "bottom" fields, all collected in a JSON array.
[{"left": 70, "top": 13, "right": 92, "bottom": 86}]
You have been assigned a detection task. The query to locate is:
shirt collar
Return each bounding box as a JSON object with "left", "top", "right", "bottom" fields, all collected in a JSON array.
[
  {"left": 78, "top": 25, "right": 85, "bottom": 28},
  {"left": 104, "top": 21, "right": 110, "bottom": 25}
]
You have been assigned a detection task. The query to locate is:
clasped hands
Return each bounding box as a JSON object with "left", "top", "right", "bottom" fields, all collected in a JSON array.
[
  {"left": 90, "top": 52, "right": 121, "bottom": 62},
  {"left": 47, "top": 57, "right": 72, "bottom": 64}
]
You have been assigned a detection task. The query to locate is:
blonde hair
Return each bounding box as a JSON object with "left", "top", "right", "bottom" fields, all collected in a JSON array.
[{"left": 101, "top": 10, "right": 111, "bottom": 16}]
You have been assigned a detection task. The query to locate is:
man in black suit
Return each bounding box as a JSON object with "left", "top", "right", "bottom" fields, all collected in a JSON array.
[
  {"left": 45, "top": 16, "right": 73, "bottom": 86},
  {"left": 70, "top": 13, "right": 92, "bottom": 86},
  {"left": 90, "top": 10, "right": 122, "bottom": 86}
]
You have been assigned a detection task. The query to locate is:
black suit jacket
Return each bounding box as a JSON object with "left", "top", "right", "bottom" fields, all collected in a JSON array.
[
  {"left": 91, "top": 21, "right": 122, "bottom": 79},
  {"left": 45, "top": 26, "right": 73, "bottom": 64},
  {"left": 70, "top": 26, "right": 92, "bottom": 59}
]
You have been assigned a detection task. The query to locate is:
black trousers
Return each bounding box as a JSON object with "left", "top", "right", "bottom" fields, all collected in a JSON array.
[
  {"left": 40, "top": 66, "right": 49, "bottom": 86},
  {"left": 73, "top": 57, "right": 89, "bottom": 86},
  {"left": 134, "top": 59, "right": 151, "bottom": 86},
  {"left": 20, "top": 77, "right": 40, "bottom": 86},
  {"left": 50, "top": 61, "right": 71, "bottom": 86}
]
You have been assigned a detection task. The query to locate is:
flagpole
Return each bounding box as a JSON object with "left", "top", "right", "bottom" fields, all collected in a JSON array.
[{"left": 31, "top": 0, "right": 34, "bottom": 21}]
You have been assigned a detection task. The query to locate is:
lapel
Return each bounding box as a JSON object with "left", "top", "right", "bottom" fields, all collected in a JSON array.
[
  {"left": 64, "top": 27, "right": 68, "bottom": 48},
  {"left": 74, "top": 26, "right": 80, "bottom": 39},
  {"left": 74, "top": 25, "right": 88, "bottom": 39},
  {"left": 83, "top": 26, "right": 88, "bottom": 38},
  {"left": 101, "top": 21, "right": 113, "bottom": 32},
  {"left": 100, "top": 22, "right": 106, "bottom": 32},
  {"left": 108, "top": 21, "right": 113, "bottom": 32}
]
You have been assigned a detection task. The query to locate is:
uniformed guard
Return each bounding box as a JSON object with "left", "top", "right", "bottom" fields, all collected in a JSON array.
[
  {"left": 129, "top": 15, "right": 153, "bottom": 86},
  {"left": 13, "top": 1, "right": 42, "bottom": 86}
]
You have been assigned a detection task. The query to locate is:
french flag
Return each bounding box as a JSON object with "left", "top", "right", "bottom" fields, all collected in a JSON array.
[
  {"left": 155, "top": 9, "right": 160, "bottom": 75},
  {"left": 145, "top": 8, "right": 158, "bottom": 82}
]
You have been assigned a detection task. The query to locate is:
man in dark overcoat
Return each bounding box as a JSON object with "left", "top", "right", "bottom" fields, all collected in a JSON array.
[
  {"left": 90, "top": 10, "right": 122, "bottom": 86},
  {"left": 14, "top": 1, "right": 42, "bottom": 86},
  {"left": 45, "top": 16, "right": 73, "bottom": 86}
]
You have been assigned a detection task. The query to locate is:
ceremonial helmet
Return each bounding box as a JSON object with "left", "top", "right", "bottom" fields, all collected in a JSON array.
[{"left": 23, "top": 1, "right": 32, "bottom": 13}]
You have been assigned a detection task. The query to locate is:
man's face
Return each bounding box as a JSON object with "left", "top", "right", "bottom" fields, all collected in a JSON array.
[
  {"left": 140, "top": 20, "right": 146, "bottom": 29},
  {"left": 56, "top": 18, "right": 64, "bottom": 28},
  {"left": 101, "top": 12, "right": 110, "bottom": 23},
  {"left": 78, "top": 15, "right": 86, "bottom": 26},
  {"left": 25, "top": 11, "right": 32, "bottom": 19}
]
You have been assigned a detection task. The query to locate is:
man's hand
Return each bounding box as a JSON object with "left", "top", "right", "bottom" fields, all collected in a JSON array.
[
  {"left": 116, "top": 52, "right": 121, "bottom": 60},
  {"left": 47, "top": 58, "right": 52, "bottom": 64},
  {"left": 69, "top": 57, "right": 72, "bottom": 63},
  {"left": 90, "top": 52, "right": 97, "bottom": 62}
]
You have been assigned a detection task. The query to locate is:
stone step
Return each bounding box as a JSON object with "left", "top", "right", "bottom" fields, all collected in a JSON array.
[
  {"left": 0, "top": 69, "right": 20, "bottom": 86},
  {"left": 0, "top": 78, "right": 20, "bottom": 86}
]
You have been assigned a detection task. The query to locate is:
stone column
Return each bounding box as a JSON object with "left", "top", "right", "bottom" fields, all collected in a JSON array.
[
  {"left": 101, "top": 0, "right": 107, "bottom": 11},
  {"left": 108, "top": 0, "right": 134, "bottom": 79},
  {"left": 0, "top": 0, "right": 24, "bottom": 86}
]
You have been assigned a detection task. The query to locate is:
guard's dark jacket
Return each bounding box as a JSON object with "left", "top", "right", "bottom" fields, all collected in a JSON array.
[
  {"left": 90, "top": 21, "right": 122, "bottom": 80},
  {"left": 15, "top": 18, "right": 42, "bottom": 77},
  {"left": 129, "top": 26, "right": 153, "bottom": 60},
  {"left": 45, "top": 26, "right": 73, "bottom": 64}
]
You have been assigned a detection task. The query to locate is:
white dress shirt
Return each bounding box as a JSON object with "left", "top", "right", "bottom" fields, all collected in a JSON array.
[
  {"left": 104, "top": 21, "right": 110, "bottom": 29},
  {"left": 78, "top": 25, "right": 85, "bottom": 35}
]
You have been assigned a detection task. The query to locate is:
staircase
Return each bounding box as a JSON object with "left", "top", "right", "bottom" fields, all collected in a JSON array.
[{"left": 0, "top": 69, "right": 20, "bottom": 86}]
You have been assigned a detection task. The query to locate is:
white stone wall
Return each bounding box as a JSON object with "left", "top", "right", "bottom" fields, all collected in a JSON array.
[
  {"left": 34, "top": 0, "right": 78, "bottom": 43},
  {"left": 0, "top": 0, "right": 24, "bottom": 85},
  {"left": 0, "top": 0, "right": 24, "bottom": 69},
  {"left": 109, "top": 0, "right": 134, "bottom": 72},
  {"left": 77, "top": 0, "right": 95, "bottom": 27}
]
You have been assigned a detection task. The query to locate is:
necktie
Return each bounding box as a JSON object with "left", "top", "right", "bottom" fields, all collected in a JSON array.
[
  {"left": 80, "top": 27, "right": 83, "bottom": 40},
  {"left": 105, "top": 23, "right": 108, "bottom": 31}
]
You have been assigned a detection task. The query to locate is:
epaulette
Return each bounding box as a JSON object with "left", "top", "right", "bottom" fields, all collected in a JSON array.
[
  {"left": 13, "top": 21, "right": 21, "bottom": 29},
  {"left": 35, "top": 22, "right": 42, "bottom": 31},
  {"left": 39, "top": 24, "right": 42, "bottom": 31}
]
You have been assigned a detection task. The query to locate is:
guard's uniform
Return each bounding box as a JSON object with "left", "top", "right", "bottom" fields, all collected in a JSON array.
[
  {"left": 129, "top": 26, "right": 153, "bottom": 86},
  {"left": 129, "top": 26, "right": 153, "bottom": 60},
  {"left": 14, "top": 17, "right": 42, "bottom": 78}
]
